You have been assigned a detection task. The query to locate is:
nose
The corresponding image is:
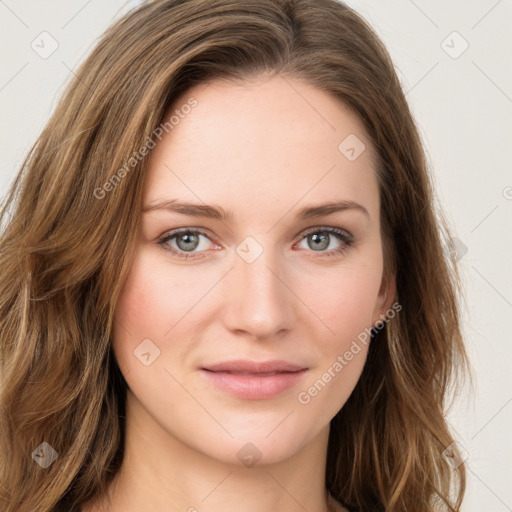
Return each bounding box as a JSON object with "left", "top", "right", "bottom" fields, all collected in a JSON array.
[{"left": 221, "top": 245, "right": 296, "bottom": 340}]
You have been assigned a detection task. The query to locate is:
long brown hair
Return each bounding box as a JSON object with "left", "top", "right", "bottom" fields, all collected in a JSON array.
[{"left": 0, "top": 1, "right": 469, "bottom": 510}]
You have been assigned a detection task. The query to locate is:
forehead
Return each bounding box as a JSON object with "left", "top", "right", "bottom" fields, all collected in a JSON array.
[{"left": 144, "top": 75, "right": 379, "bottom": 224}]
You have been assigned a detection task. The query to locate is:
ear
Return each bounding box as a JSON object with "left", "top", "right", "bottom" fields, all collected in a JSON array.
[{"left": 371, "top": 272, "right": 397, "bottom": 328}]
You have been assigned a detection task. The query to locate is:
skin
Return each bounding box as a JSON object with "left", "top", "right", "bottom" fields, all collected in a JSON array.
[{"left": 82, "top": 73, "right": 395, "bottom": 512}]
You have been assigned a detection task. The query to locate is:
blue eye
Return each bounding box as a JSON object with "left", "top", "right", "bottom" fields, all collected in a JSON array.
[
  {"left": 296, "top": 227, "right": 354, "bottom": 257},
  {"left": 157, "top": 228, "right": 214, "bottom": 260},
  {"left": 157, "top": 226, "right": 354, "bottom": 260}
]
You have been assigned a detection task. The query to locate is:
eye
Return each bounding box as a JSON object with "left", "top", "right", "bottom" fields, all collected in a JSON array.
[
  {"left": 157, "top": 226, "right": 354, "bottom": 260},
  {"left": 294, "top": 227, "right": 354, "bottom": 257},
  {"left": 157, "top": 228, "right": 218, "bottom": 260}
]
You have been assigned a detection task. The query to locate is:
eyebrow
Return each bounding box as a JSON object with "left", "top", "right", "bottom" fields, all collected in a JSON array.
[{"left": 143, "top": 199, "right": 370, "bottom": 221}]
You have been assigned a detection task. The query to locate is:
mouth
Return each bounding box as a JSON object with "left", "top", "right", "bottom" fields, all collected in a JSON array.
[
  {"left": 204, "top": 370, "right": 292, "bottom": 376},
  {"left": 200, "top": 360, "right": 308, "bottom": 400},
  {"left": 201, "top": 359, "right": 307, "bottom": 374}
]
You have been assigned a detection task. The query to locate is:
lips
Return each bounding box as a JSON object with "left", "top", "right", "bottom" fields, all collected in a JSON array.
[
  {"left": 200, "top": 359, "right": 308, "bottom": 400},
  {"left": 201, "top": 359, "right": 307, "bottom": 374}
]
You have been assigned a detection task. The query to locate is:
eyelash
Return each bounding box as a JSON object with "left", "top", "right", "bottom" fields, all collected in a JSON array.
[{"left": 157, "top": 226, "right": 354, "bottom": 261}]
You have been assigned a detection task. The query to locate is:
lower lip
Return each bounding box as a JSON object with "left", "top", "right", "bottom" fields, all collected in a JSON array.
[{"left": 200, "top": 369, "right": 308, "bottom": 400}]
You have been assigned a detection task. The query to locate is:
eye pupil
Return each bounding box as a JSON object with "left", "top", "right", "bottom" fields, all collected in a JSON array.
[
  {"left": 308, "top": 232, "right": 329, "bottom": 251},
  {"left": 177, "top": 233, "right": 199, "bottom": 251}
]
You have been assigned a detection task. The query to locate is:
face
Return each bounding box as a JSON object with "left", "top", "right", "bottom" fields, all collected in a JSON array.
[{"left": 112, "top": 74, "right": 395, "bottom": 466}]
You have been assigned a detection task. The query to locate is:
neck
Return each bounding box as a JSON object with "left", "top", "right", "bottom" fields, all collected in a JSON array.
[{"left": 81, "top": 389, "right": 346, "bottom": 512}]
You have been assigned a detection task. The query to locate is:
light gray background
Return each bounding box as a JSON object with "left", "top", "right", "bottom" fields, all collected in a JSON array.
[{"left": 1, "top": 1, "right": 511, "bottom": 510}]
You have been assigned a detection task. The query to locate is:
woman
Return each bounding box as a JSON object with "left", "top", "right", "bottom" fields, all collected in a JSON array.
[{"left": 0, "top": 1, "right": 469, "bottom": 511}]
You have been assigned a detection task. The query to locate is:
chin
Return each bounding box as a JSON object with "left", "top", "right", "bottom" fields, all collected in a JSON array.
[{"left": 185, "top": 420, "right": 319, "bottom": 468}]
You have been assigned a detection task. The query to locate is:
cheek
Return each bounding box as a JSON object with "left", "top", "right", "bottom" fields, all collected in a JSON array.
[
  {"left": 293, "top": 262, "right": 380, "bottom": 414},
  {"left": 302, "top": 262, "right": 382, "bottom": 345},
  {"left": 297, "top": 307, "right": 371, "bottom": 422},
  {"left": 299, "top": 274, "right": 376, "bottom": 417},
  {"left": 112, "top": 249, "right": 178, "bottom": 373},
  {"left": 115, "top": 256, "right": 159, "bottom": 335},
  {"left": 115, "top": 248, "right": 190, "bottom": 331},
  {"left": 112, "top": 248, "right": 215, "bottom": 374}
]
